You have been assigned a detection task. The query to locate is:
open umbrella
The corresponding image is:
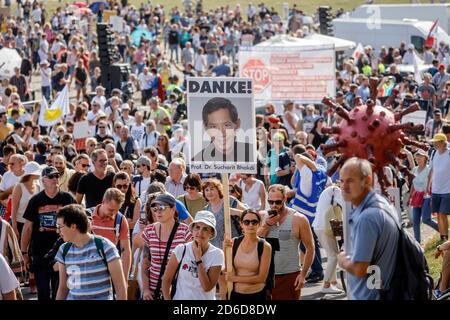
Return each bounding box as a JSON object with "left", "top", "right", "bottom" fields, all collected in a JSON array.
[
  {"left": 75, "top": 7, "right": 92, "bottom": 16},
  {"left": 0, "top": 48, "right": 22, "bottom": 80},
  {"left": 89, "top": 1, "right": 110, "bottom": 14},
  {"left": 131, "top": 29, "right": 155, "bottom": 46}
]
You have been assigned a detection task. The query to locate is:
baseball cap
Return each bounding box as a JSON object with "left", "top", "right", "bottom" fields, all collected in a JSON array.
[
  {"left": 152, "top": 193, "right": 176, "bottom": 207},
  {"left": 439, "top": 64, "right": 445, "bottom": 70},
  {"left": 42, "top": 166, "right": 59, "bottom": 177},
  {"left": 431, "top": 133, "right": 448, "bottom": 143},
  {"left": 136, "top": 156, "right": 151, "bottom": 168},
  {"left": 189, "top": 210, "right": 217, "bottom": 239}
]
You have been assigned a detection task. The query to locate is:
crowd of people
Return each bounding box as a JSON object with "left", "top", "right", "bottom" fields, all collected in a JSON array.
[{"left": 0, "top": 0, "right": 449, "bottom": 301}]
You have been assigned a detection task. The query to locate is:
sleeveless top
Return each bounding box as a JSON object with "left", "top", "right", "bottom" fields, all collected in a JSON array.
[
  {"left": 282, "top": 111, "right": 299, "bottom": 136},
  {"left": 234, "top": 243, "right": 265, "bottom": 294},
  {"left": 17, "top": 182, "right": 40, "bottom": 224},
  {"left": 240, "top": 180, "right": 264, "bottom": 210},
  {"left": 267, "top": 209, "right": 301, "bottom": 275}
]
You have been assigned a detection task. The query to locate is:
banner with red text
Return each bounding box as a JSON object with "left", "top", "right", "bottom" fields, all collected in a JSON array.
[{"left": 239, "top": 44, "right": 336, "bottom": 103}]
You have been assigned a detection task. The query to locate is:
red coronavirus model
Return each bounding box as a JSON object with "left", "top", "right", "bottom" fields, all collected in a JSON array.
[{"left": 320, "top": 91, "right": 429, "bottom": 195}]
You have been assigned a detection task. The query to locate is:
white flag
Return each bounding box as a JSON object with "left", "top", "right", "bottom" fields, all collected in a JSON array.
[
  {"left": 39, "top": 85, "right": 69, "bottom": 127},
  {"left": 413, "top": 52, "right": 422, "bottom": 84},
  {"left": 352, "top": 43, "right": 364, "bottom": 61}
]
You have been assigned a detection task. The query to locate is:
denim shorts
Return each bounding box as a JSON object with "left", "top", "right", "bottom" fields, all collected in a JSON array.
[{"left": 431, "top": 193, "right": 450, "bottom": 214}]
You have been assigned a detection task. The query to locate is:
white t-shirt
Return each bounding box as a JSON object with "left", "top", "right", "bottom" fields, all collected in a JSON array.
[
  {"left": 129, "top": 123, "right": 146, "bottom": 143},
  {"left": 0, "top": 254, "right": 20, "bottom": 300},
  {"left": 136, "top": 176, "right": 152, "bottom": 203},
  {"left": 172, "top": 242, "right": 224, "bottom": 300},
  {"left": 0, "top": 171, "right": 22, "bottom": 192},
  {"left": 40, "top": 67, "right": 52, "bottom": 87},
  {"left": 31, "top": 8, "right": 42, "bottom": 23},
  {"left": 312, "top": 186, "right": 345, "bottom": 231},
  {"left": 138, "top": 73, "right": 154, "bottom": 91},
  {"left": 91, "top": 96, "right": 107, "bottom": 110},
  {"left": 240, "top": 179, "right": 266, "bottom": 210},
  {"left": 431, "top": 148, "right": 450, "bottom": 194}
]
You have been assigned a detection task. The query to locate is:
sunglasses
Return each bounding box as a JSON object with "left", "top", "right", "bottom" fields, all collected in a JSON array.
[
  {"left": 81, "top": 164, "right": 90, "bottom": 168},
  {"left": 242, "top": 219, "right": 259, "bottom": 226},
  {"left": 98, "top": 126, "right": 106, "bottom": 129},
  {"left": 150, "top": 204, "right": 170, "bottom": 212},
  {"left": 185, "top": 186, "right": 197, "bottom": 191},
  {"left": 46, "top": 174, "right": 60, "bottom": 179},
  {"left": 115, "top": 184, "right": 129, "bottom": 190},
  {"left": 268, "top": 199, "right": 283, "bottom": 205}
]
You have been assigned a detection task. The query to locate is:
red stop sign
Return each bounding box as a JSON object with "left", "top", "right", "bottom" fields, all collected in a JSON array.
[{"left": 242, "top": 59, "right": 270, "bottom": 93}]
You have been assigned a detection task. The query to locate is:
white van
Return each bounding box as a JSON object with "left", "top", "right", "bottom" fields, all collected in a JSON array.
[
  {"left": 348, "top": 4, "right": 450, "bottom": 34},
  {"left": 333, "top": 18, "right": 450, "bottom": 52}
]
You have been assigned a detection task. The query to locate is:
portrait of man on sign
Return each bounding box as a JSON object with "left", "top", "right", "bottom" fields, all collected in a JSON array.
[{"left": 191, "top": 97, "right": 252, "bottom": 162}]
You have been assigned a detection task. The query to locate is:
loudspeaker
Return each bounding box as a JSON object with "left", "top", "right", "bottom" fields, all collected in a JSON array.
[{"left": 100, "top": 64, "right": 132, "bottom": 97}]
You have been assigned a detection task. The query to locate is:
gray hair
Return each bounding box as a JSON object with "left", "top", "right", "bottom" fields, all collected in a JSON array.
[{"left": 342, "top": 157, "right": 372, "bottom": 180}]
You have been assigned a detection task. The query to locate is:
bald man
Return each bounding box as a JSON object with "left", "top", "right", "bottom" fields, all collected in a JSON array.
[
  {"left": 337, "top": 157, "right": 399, "bottom": 300},
  {"left": 0, "top": 154, "right": 26, "bottom": 201}
]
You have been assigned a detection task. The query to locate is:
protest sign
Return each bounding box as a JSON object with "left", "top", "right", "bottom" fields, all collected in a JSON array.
[
  {"left": 110, "top": 16, "right": 124, "bottom": 33},
  {"left": 187, "top": 78, "right": 257, "bottom": 174},
  {"left": 239, "top": 43, "right": 335, "bottom": 103},
  {"left": 73, "top": 120, "right": 91, "bottom": 139}
]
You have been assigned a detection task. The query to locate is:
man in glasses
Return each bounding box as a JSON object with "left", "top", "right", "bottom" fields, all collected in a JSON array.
[
  {"left": 0, "top": 154, "right": 26, "bottom": 203},
  {"left": 88, "top": 188, "right": 131, "bottom": 281},
  {"left": 76, "top": 149, "right": 115, "bottom": 208},
  {"left": 73, "top": 154, "right": 90, "bottom": 173},
  {"left": 20, "top": 166, "right": 76, "bottom": 300},
  {"left": 94, "top": 120, "right": 114, "bottom": 144},
  {"left": 258, "top": 184, "right": 314, "bottom": 300}
]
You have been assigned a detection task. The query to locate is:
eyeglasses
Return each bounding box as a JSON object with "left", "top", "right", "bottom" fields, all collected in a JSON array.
[
  {"left": 268, "top": 199, "right": 283, "bottom": 205},
  {"left": 56, "top": 224, "right": 66, "bottom": 231},
  {"left": 46, "top": 174, "right": 60, "bottom": 180},
  {"left": 115, "top": 184, "right": 129, "bottom": 190},
  {"left": 193, "top": 224, "right": 212, "bottom": 233},
  {"left": 81, "top": 164, "right": 89, "bottom": 168},
  {"left": 150, "top": 203, "right": 170, "bottom": 212},
  {"left": 185, "top": 186, "right": 197, "bottom": 191},
  {"left": 242, "top": 219, "right": 259, "bottom": 226}
]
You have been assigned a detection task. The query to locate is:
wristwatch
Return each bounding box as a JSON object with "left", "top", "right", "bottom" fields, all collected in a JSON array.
[{"left": 195, "top": 260, "right": 203, "bottom": 266}]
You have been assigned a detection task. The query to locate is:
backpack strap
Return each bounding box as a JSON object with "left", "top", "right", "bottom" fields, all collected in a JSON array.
[
  {"left": 114, "top": 213, "right": 123, "bottom": 242},
  {"left": 257, "top": 238, "right": 265, "bottom": 261},
  {"left": 93, "top": 235, "right": 108, "bottom": 268},
  {"left": 61, "top": 242, "right": 73, "bottom": 262},
  {"left": 231, "top": 236, "right": 245, "bottom": 269}
]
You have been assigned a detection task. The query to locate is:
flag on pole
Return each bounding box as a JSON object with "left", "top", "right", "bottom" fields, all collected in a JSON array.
[
  {"left": 39, "top": 85, "right": 69, "bottom": 126},
  {"left": 352, "top": 43, "right": 364, "bottom": 60},
  {"left": 426, "top": 19, "right": 439, "bottom": 48},
  {"left": 413, "top": 51, "right": 423, "bottom": 84}
]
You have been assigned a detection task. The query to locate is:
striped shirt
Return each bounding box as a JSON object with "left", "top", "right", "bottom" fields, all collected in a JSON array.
[
  {"left": 55, "top": 235, "right": 120, "bottom": 300},
  {"left": 141, "top": 223, "right": 192, "bottom": 291}
]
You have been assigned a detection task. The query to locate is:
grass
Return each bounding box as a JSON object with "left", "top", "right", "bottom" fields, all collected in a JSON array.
[
  {"left": 10, "top": 0, "right": 413, "bottom": 17},
  {"left": 424, "top": 234, "right": 443, "bottom": 281}
]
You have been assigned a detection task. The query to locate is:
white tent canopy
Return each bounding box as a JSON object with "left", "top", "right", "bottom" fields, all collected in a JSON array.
[
  {"left": 0, "top": 48, "right": 22, "bottom": 80},
  {"left": 254, "top": 34, "right": 356, "bottom": 52}
]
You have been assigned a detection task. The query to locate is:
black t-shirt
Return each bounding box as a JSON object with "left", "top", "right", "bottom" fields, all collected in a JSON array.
[
  {"left": 23, "top": 190, "right": 76, "bottom": 258},
  {"left": 0, "top": 162, "right": 7, "bottom": 176},
  {"left": 76, "top": 171, "right": 115, "bottom": 208}
]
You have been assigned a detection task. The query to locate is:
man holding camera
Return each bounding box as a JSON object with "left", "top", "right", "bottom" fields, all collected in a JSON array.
[
  {"left": 258, "top": 184, "right": 315, "bottom": 300},
  {"left": 20, "top": 166, "right": 76, "bottom": 300}
]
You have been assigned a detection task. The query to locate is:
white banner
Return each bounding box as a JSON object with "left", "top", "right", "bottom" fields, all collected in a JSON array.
[
  {"left": 187, "top": 77, "right": 257, "bottom": 174},
  {"left": 239, "top": 44, "right": 336, "bottom": 103}
]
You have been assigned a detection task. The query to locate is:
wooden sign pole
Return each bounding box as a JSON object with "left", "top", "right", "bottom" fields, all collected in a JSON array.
[{"left": 222, "top": 173, "right": 233, "bottom": 300}]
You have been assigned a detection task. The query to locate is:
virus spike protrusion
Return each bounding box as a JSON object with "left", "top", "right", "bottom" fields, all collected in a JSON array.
[
  {"left": 387, "top": 122, "right": 415, "bottom": 133},
  {"left": 394, "top": 102, "right": 420, "bottom": 121},
  {"left": 327, "top": 154, "right": 348, "bottom": 177},
  {"left": 383, "top": 88, "right": 399, "bottom": 108},
  {"left": 320, "top": 140, "right": 348, "bottom": 155},
  {"left": 368, "top": 119, "right": 381, "bottom": 131},
  {"left": 385, "top": 150, "right": 402, "bottom": 169},
  {"left": 322, "top": 127, "right": 341, "bottom": 135},
  {"left": 376, "top": 169, "right": 389, "bottom": 197},
  {"left": 400, "top": 167, "right": 416, "bottom": 186},
  {"left": 321, "top": 97, "right": 340, "bottom": 110},
  {"left": 354, "top": 96, "right": 363, "bottom": 106},
  {"left": 366, "top": 100, "right": 375, "bottom": 115},
  {"left": 336, "top": 106, "right": 353, "bottom": 124},
  {"left": 404, "top": 124, "right": 425, "bottom": 132},
  {"left": 365, "top": 144, "right": 375, "bottom": 163},
  {"left": 402, "top": 137, "right": 430, "bottom": 151},
  {"left": 398, "top": 151, "right": 408, "bottom": 160}
]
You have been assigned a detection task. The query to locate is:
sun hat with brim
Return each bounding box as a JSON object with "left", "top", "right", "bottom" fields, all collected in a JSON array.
[
  {"left": 414, "top": 149, "right": 429, "bottom": 159},
  {"left": 431, "top": 133, "right": 447, "bottom": 143},
  {"left": 189, "top": 210, "right": 217, "bottom": 239},
  {"left": 20, "top": 161, "right": 42, "bottom": 182}
]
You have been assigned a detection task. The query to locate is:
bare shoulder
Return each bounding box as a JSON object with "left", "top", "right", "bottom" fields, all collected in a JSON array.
[{"left": 292, "top": 211, "right": 309, "bottom": 226}]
